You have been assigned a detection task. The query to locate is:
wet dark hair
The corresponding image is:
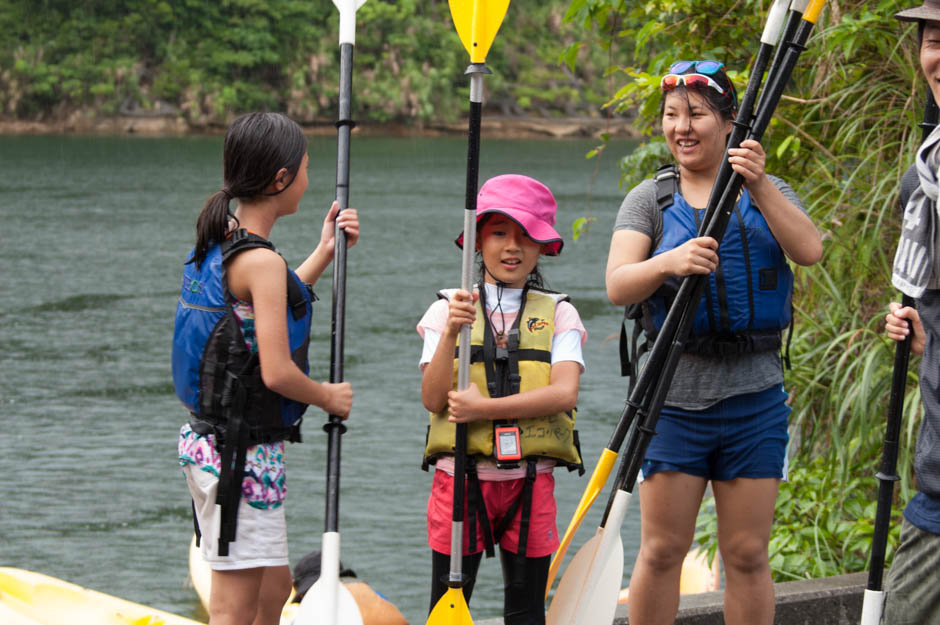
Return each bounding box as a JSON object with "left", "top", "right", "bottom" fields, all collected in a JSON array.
[
  {"left": 192, "top": 112, "right": 307, "bottom": 267},
  {"left": 291, "top": 550, "right": 357, "bottom": 603}
]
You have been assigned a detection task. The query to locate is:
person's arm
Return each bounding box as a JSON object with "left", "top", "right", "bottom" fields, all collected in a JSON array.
[
  {"left": 885, "top": 301, "right": 926, "bottom": 355},
  {"left": 605, "top": 229, "right": 718, "bottom": 307},
  {"left": 421, "top": 290, "right": 476, "bottom": 413},
  {"left": 228, "top": 248, "right": 353, "bottom": 417},
  {"left": 728, "top": 139, "right": 822, "bottom": 266},
  {"left": 294, "top": 201, "right": 360, "bottom": 286},
  {"left": 445, "top": 360, "right": 580, "bottom": 423}
]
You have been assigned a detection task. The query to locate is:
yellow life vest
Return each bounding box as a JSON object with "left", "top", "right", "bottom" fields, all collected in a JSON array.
[{"left": 423, "top": 287, "right": 582, "bottom": 470}]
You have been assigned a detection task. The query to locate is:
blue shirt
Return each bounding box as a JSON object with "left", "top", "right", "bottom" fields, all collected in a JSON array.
[{"left": 904, "top": 491, "right": 940, "bottom": 535}]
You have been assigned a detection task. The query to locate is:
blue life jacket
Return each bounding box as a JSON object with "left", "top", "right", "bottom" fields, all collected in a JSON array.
[
  {"left": 172, "top": 230, "right": 314, "bottom": 555},
  {"left": 172, "top": 229, "right": 314, "bottom": 442},
  {"left": 619, "top": 166, "right": 793, "bottom": 385},
  {"left": 646, "top": 179, "right": 793, "bottom": 345}
]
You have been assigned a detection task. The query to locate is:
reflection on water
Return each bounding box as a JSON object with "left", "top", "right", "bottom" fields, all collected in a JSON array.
[{"left": 0, "top": 133, "right": 641, "bottom": 623}]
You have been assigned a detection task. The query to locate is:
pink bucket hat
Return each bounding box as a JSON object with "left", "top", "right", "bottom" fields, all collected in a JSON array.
[{"left": 455, "top": 174, "right": 564, "bottom": 256}]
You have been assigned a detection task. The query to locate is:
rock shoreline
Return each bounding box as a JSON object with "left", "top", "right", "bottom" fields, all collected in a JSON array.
[{"left": 0, "top": 113, "right": 641, "bottom": 139}]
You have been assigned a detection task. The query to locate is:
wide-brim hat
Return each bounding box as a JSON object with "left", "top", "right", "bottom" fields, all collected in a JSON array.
[
  {"left": 455, "top": 174, "right": 564, "bottom": 256},
  {"left": 895, "top": 0, "right": 940, "bottom": 22}
]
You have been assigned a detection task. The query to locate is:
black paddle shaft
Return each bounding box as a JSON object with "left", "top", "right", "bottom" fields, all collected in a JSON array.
[
  {"left": 866, "top": 89, "right": 939, "bottom": 592},
  {"left": 601, "top": 16, "right": 819, "bottom": 524},
  {"left": 324, "top": 40, "right": 355, "bottom": 534}
]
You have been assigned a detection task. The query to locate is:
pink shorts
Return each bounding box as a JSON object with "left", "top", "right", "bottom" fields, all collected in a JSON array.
[{"left": 427, "top": 469, "right": 559, "bottom": 558}]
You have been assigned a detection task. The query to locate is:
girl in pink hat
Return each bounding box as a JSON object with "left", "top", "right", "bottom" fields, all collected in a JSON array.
[{"left": 417, "top": 174, "right": 587, "bottom": 625}]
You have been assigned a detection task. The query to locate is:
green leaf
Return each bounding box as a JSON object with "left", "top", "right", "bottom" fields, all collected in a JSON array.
[{"left": 572, "top": 216, "right": 597, "bottom": 241}]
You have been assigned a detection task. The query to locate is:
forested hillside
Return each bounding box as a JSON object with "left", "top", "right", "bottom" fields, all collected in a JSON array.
[{"left": 0, "top": 0, "right": 616, "bottom": 127}]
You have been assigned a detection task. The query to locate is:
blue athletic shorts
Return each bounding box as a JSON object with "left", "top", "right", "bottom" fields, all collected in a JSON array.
[{"left": 639, "top": 384, "right": 790, "bottom": 482}]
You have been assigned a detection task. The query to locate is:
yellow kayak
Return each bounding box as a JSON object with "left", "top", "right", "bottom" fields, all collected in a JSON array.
[{"left": 0, "top": 567, "right": 203, "bottom": 625}]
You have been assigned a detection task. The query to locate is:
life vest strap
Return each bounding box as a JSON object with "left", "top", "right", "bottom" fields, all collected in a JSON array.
[
  {"left": 466, "top": 458, "right": 496, "bottom": 558},
  {"left": 682, "top": 329, "right": 782, "bottom": 356}
]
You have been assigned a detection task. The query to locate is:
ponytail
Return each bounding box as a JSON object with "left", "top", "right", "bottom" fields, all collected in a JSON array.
[
  {"left": 192, "top": 191, "right": 238, "bottom": 268},
  {"left": 189, "top": 112, "right": 306, "bottom": 267}
]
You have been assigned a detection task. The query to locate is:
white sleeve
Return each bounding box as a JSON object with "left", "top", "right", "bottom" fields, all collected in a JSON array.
[
  {"left": 551, "top": 329, "right": 585, "bottom": 371},
  {"left": 419, "top": 328, "right": 442, "bottom": 371}
]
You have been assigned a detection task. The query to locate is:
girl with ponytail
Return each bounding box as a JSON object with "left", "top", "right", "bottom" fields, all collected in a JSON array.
[{"left": 174, "top": 112, "right": 360, "bottom": 625}]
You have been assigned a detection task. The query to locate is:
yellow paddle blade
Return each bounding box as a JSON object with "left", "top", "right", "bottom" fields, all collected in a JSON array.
[
  {"left": 545, "top": 448, "right": 618, "bottom": 599},
  {"left": 448, "top": 0, "right": 510, "bottom": 63},
  {"left": 803, "top": 0, "right": 826, "bottom": 24},
  {"left": 427, "top": 587, "right": 474, "bottom": 625}
]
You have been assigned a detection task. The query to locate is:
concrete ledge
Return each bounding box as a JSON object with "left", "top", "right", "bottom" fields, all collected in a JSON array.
[
  {"left": 645, "top": 572, "right": 868, "bottom": 625},
  {"left": 478, "top": 571, "right": 868, "bottom": 625}
]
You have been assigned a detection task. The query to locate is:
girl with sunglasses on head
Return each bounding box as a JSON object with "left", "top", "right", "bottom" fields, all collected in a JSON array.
[{"left": 605, "top": 61, "right": 821, "bottom": 625}]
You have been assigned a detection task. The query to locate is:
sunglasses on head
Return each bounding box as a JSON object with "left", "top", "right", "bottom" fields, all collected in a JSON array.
[
  {"left": 661, "top": 61, "right": 737, "bottom": 108},
  {"left": 668, "top": 60, "right": 725, "bottom": 76},
  {"left": 661, "top": 73, "right": 727, "bottom": 95}
]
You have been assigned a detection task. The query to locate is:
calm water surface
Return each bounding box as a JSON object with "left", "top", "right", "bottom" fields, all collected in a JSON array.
[{"left": 0, "top": 133, "right": 641, "bottom": 623}]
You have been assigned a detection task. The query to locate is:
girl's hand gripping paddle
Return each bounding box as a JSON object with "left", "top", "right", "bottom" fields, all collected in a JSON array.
[
  {"left": 295, "top": 2, "right": 367, "bottom": 625},
  {"left": 426, "top": 3, "right": 508, "bottom": 625}
]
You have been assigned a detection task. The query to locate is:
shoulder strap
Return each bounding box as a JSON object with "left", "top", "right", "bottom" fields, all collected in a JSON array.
[
  {"left": 221, "top": 229, "right": 309, "bottom": 321},
  {"left": 653, "top": 164, "right": 679, "bottom": 212},
  {"left": 221, "top": 229, "right": 276, "bottom": 260},
  {"left": 618, "top": 165, "right": 675, "bottom": 387}
]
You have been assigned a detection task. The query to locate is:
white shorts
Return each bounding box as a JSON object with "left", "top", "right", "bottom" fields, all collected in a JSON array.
[{"left": 184, "top": 464, "right": 289, "bottom": 571}]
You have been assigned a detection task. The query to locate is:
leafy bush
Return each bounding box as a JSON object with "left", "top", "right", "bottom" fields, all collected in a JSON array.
[{"left": 0, "top": 0, "right": 615, "bottom": 125}]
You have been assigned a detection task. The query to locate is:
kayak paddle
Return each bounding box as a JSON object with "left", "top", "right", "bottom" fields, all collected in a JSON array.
[
  {"left": 859, "top": 88, "right": 939, "bottom": 625},
  {"left": 546, "top": 3, "right": 826, "bottom": 624},
  {"left": 426, "top": 3, "right": 508, "bottom": 625},
  {"left": 544, "top": 0, "right": 791, "bottom": 605},
  {"left": 295, "top": 2, "right": 367, "bottom": 624}
]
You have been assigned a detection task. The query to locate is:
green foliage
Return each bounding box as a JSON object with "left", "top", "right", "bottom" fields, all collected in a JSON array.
[
  {"left": 696, "top": 457, "right": 905, "bottom": 582},
  {"left": 568, "top": 0, "right": 928, "bottom": 581},
  {"left": 0, "top": 1, "right": 613, "bottom": 126}
]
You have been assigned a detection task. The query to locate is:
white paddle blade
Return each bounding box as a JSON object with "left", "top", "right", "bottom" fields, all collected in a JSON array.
[
  {"left": 332, "top": 0, "right": 368, "bottom": 45},
  {"left": 295, "top": 579, "right": 364, "bottom": 625},
  {"left": 295, "top": 533, "right": 364, "bottom": 625},
  {"left": 546, "top": 530, "right": 623, "bottom": 625},
  {"left": 761, "top": 0, "right": 790, "bottom": 45},
  {"left": 331, "top": 0, "right": 367, "bottom": 11},
  {"left": 860, "top": 589, "right": 884, "bottom": 625}
]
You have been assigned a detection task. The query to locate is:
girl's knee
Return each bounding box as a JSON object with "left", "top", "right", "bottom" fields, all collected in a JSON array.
[
  {"left": 719, "top": 535, "right": 769, "bottom": 575},
  {"left": 639, "top": 536, "right": 691, "bottom": 572}
]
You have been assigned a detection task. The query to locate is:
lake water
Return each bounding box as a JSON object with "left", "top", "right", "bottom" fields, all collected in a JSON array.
[{"left": 0, "top": 132, "right": 642, "bottom": 623}]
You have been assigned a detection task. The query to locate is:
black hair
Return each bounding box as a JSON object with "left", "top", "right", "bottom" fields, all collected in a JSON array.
[
  {"left": 291, "top": 550, "right": 357, "bottom": 603},
  {"left": 192, "top": 112, "right": 307, "bottom": 267}
]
